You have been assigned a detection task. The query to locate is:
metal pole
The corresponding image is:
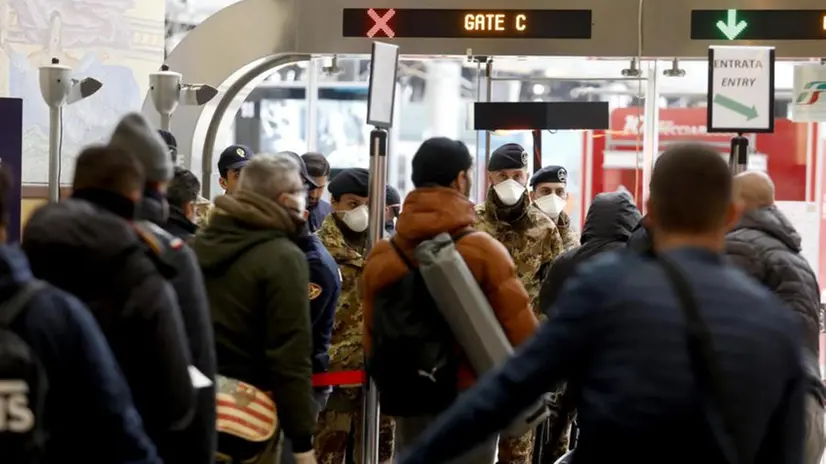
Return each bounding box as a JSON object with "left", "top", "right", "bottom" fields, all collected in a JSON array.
[
  {"left": 47, "top": 107, "right": 61, "bottom": 203},
  {"left": 641, "top": 63, "right": 660, "bottom": 211},
  {"left": 531, "top": 129, "right": 542, "bottom": 173},
  {"left": 362, "top": 127, "right": 387, "bottom": 464},
  {"left": 306, "top": 57, "right": 320, "bottom": 153},
  {"left": 729, "top": 134, "right": 749, "bottom": 175},
  {"left": 483, "top": 59, "right": 493, "bottom": 195},
  {"left": 159, "top": 114, "right": 171, "bottom": 132}
]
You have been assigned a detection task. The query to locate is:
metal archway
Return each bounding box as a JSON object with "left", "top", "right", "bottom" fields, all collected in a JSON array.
[{"left": 140, "top": 0, "right": 308, "bottom": 197}]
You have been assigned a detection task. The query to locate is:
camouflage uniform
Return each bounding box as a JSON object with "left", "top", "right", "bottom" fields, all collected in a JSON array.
[
  {"left": 315, "top": 215, "right": 394, "bottom": 463},
  {"left": 556, "top": 211, "right": 580, "bottom": 252},
  {"left": 475, "top": 195, "right": 564, "bottom": 317},
  {"left": 194, "top": 199, "right": 214, "bottom": 229},
  {"left": 474, "top": 194, "right": 567, "bottom": 464}
]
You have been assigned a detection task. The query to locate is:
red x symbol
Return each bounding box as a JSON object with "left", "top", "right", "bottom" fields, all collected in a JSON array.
[{"left": 366, "top": 8, "right": 395, "bottom": 38}]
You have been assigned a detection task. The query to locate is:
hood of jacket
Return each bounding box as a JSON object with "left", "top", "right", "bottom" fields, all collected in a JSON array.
[
  {"left": 0, "top": 245, "right": 35, "bottom": 300},
  {"left": 395, "top": 187, "right": 477, "bottom": 242},
  {"left": 192, "top": 190, "right": 303, "bottom": 272},
  {"left": 731, "top": 205, "right": 801, "bottom": 252},
  {"left": 581, "top": 191, "right": 642, "bottom": 244},
  {"left": 22, "top": 198, "right": 144, "bottom": 264}
]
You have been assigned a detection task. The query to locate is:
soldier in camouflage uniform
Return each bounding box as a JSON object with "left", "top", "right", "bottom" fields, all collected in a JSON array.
[
  {"left": 530, "top": 165, "right": 580, "bottom": 251},
  {"left": 315, "top": 168, "right": 394, "bottom": 464},
  {"left": 473, "top": 144, "right": 567, "bottom": 464}
]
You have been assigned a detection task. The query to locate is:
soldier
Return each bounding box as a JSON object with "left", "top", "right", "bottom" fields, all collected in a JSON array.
[
  {"left": 473, "top": 143, "right": 566, "bottom": 464},
  {"left": 529, "top": 165, "right": 580, "bottom": 251},
  {"left": 384, "top": 185, "right": 401, "bottom": 236},
  {"left": 315, "top": 167, "right": 394, "bottom": 464}
]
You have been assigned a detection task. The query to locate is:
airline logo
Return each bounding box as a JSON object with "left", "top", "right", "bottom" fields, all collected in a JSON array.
[{"left": 796, "top": 81, "right": 826, "bottom": 105}]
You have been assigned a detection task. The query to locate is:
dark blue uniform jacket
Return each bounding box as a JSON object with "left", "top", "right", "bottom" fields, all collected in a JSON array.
[
  {"left": 1, "top": 245, "right": 160, "bottom": 463},
  {"left": 307, "top": 200, "right": 332, "bottom": 234},
  {"left": 295, "top": 232, "right": 340, "bottom": 373},
  {"left": 399, "top": 247, "right": 806, "bottom": 464}
]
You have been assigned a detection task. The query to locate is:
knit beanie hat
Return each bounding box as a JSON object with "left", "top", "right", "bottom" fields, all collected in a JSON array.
[
  {"left": 411, "top": 137, "right": 473, "bottom": 188},
  {"left": 109, "top": 113, "right": 173, "bottom": 183}
]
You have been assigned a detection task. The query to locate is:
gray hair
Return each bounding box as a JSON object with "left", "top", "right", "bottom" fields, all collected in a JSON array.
[{"left": 237, "top": 153, "right": 302, "bottom": 199}]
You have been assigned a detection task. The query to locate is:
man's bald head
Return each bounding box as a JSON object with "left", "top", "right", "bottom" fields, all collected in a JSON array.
[{"left": 733, "top": 170, "right": 775, "bottom": 210}]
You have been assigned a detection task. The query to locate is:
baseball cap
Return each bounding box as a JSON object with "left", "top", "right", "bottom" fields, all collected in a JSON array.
[
  {"left": 218, "top": 145, "right": 254, "bottom": 176},
  {"left": 277, "top": 151, "right": 319, "bottom": 189}
]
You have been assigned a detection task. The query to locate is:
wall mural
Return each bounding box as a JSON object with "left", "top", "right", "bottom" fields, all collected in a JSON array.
[{"left": 0, "top": 0, "right": 165, "bottom": 182}]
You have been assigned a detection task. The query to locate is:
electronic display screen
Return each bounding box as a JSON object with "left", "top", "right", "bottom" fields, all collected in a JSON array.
[
  {"left": 691, "top": 10, "right": 826, "bottom": 40},
  {"left": 341, "top": 9, "right": 592, "bottom": 39}
]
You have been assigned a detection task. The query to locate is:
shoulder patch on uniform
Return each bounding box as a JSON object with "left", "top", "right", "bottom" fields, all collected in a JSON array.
[
  {"left": 132, "top": 222, "right": 162, "bottom": 255},
  {"left": 308, "top": 283, "right": 322, "bottom": 300},
  {"left": 170, "top": 237, "right": 184, "bottom": 250}
]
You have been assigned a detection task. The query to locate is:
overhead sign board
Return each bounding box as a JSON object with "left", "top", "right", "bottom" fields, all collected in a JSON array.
[
  {"left": 342, "top": 9, "right": 592, "bottom": 39},
  {"left": 691, "top": 9, "right": 826, "bottom": 41},
  {"left": 791, "top": 63, "right": 826, "bottom": 122},
  {"left": 707, "top": 45, "right": 775, "bottom": 133}
]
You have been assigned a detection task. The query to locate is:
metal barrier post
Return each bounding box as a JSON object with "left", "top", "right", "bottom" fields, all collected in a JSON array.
[
  {"left": 363, "top": 128, "right": 387, "bottom": 464},
  {"left": 729, "top": 133, "right": 749, "bottom": 175}
]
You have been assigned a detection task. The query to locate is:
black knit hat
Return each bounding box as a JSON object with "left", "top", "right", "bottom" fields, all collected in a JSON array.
[{"left": 411, "top": 137, "right": 473, "bottom": 188}]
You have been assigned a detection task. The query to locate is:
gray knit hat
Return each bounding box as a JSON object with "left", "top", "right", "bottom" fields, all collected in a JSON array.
[{"left": 109, "top": 113, "right": 173, "bottom": 183}]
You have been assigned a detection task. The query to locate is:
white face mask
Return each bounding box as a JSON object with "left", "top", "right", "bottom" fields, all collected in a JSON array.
[
  {"left": 535, "top": 194, "right": 567, "bottom": 219},
  {"left": 292, "top": 193, "right": 307, "bottom": 215},
  {"left": 340, "top": 204, "right": 369, "bottom": 233},
  {"left": 493, "top": 179, "right": 526, "bottom": 207}
]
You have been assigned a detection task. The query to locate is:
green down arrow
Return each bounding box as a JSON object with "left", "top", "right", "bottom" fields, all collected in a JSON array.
[
  {"left": 713, "top": 94, "right": 758, "bottom": 120},
  {"left": 716, "top": 9, "right": 748, "bottom": 40}
]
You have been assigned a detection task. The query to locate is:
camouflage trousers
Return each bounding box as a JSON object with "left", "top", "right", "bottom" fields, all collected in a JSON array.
[
  {"left": 498, "top": 430, "right": 534, "bottom": 464},
  {"left": 314, "top": 388, "right": 395, "bottom": 464}
]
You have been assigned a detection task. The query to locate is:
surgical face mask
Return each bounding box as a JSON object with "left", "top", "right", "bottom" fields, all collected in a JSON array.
[
  {"left": 535, "top": 194, "right": 567, "bottom": 219},
  {"left": 340, "top": 204, "right": 369, "bottom": 233},
  {"left": 291, "top": 193, "right": 307, "bottom": 215},
  {"left": 493, "top": 179, "right": 526, "bottom": 207}
]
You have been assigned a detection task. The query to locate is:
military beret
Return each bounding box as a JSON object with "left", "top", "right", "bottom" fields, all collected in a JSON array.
[
  {"left": 530, "top": 165, "right": 568, "bottom": 187},
  {"left": 488, "top": 143, "right": 528, "bottom": 171},
  {"left": 385, "top": 185, "right": 401, "bottom": 205},
  {"left": 329, "top": 167, "right": 370, "bottom": 199}
]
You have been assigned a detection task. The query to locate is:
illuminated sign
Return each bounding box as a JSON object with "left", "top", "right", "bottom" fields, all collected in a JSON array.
[
  {"left": 691, "top": 9, "right": 826, "bottom": 40},
  {"left": 342, "top": 9, "right": 592, "bottom": 39}
]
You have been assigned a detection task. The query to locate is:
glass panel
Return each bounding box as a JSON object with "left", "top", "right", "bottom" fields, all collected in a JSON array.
[
  {"left": 480, "top": 57, "right": 649, "bottom": 229},
  {"left": 647, "top": 59, "right": 817, "bottom": 203}
]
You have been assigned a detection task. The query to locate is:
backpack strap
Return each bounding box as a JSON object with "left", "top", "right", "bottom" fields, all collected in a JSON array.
[
  {"left": 656, "top": 255, "right": 744, "bottom": 464},
  {"left": 389, "top": 239, "right": 415, "bottom": 271},
  {"left": 390, "top": 230, "right": 477, "bottom": 271},
  {"left": 0, "top": 280, "right": 47, "bottom": 327}
]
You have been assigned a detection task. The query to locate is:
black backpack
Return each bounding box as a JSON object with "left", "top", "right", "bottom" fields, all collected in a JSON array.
[
  {"left": 0, "top": 280, "right": 49, "bottom": 463},
  {"left": 367, "top": 231, "right": 473, "bottom": 417}
]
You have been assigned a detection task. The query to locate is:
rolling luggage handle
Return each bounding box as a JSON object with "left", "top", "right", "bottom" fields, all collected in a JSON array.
[{"left": 657, "top": 255, "right": 745, "bottom": 464}]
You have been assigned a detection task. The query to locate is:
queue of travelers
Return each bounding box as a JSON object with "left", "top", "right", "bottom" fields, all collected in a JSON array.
[{"left": 0, "top": 110, "right": 822, "bottom": 464}]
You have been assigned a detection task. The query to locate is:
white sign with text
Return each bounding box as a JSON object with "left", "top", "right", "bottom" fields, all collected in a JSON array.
[{"left": 707, "top": 46, "right": 775, "bottom": 133}]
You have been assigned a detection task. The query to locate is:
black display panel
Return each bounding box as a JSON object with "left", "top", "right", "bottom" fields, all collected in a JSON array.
[
  {"left": 473, "top": 102, "right": 609, "bottom": 131},
  {"left": 691, "top": 10, "right": 826, "bottom": 40},
  {"left": 342, "top": 9, "right": 592, "bottom": 39}
]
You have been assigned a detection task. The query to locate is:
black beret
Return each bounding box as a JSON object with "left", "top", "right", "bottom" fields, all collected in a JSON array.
[
  {"left": 329, "top": 167, "right": 370, "bottom": 199},
  {"left": 385, "top": 185, "right": 401, "bottom": 205},
  {"left": 488, "top": 143, "right": 528, "bottom": 171},
  {"left": 530, "top": 165, "right": 568, "bottom": 187}
]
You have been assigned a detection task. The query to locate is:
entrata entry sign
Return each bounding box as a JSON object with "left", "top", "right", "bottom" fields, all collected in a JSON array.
[
  {"left": 707, "top": 46, "right": 775, "bottom": 133},
  {"left": 342, "top": 9, "right": 592, "bottom": 39}
]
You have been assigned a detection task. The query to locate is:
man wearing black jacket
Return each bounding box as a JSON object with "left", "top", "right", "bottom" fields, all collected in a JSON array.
[
  {"left": 540, "top": 191, "right": 641, "bottom": 312},
  {"left": 22, "top": 144, "right": 196, "bottom": 455},
  {"left": 109, "top": 113, "right": 217, "bottom": 464},
  {"left": 165, "top": 167, "right": 201, "bottom": 241}
]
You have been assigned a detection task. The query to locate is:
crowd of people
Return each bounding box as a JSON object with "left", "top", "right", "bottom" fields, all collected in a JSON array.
[{"left": 0, "top": 111, "right": 824, "bottom": 464}]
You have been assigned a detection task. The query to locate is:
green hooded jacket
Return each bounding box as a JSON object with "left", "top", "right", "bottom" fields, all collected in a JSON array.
[{"left": 191, "top": 190, "right": 315, "bottom": 450}]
